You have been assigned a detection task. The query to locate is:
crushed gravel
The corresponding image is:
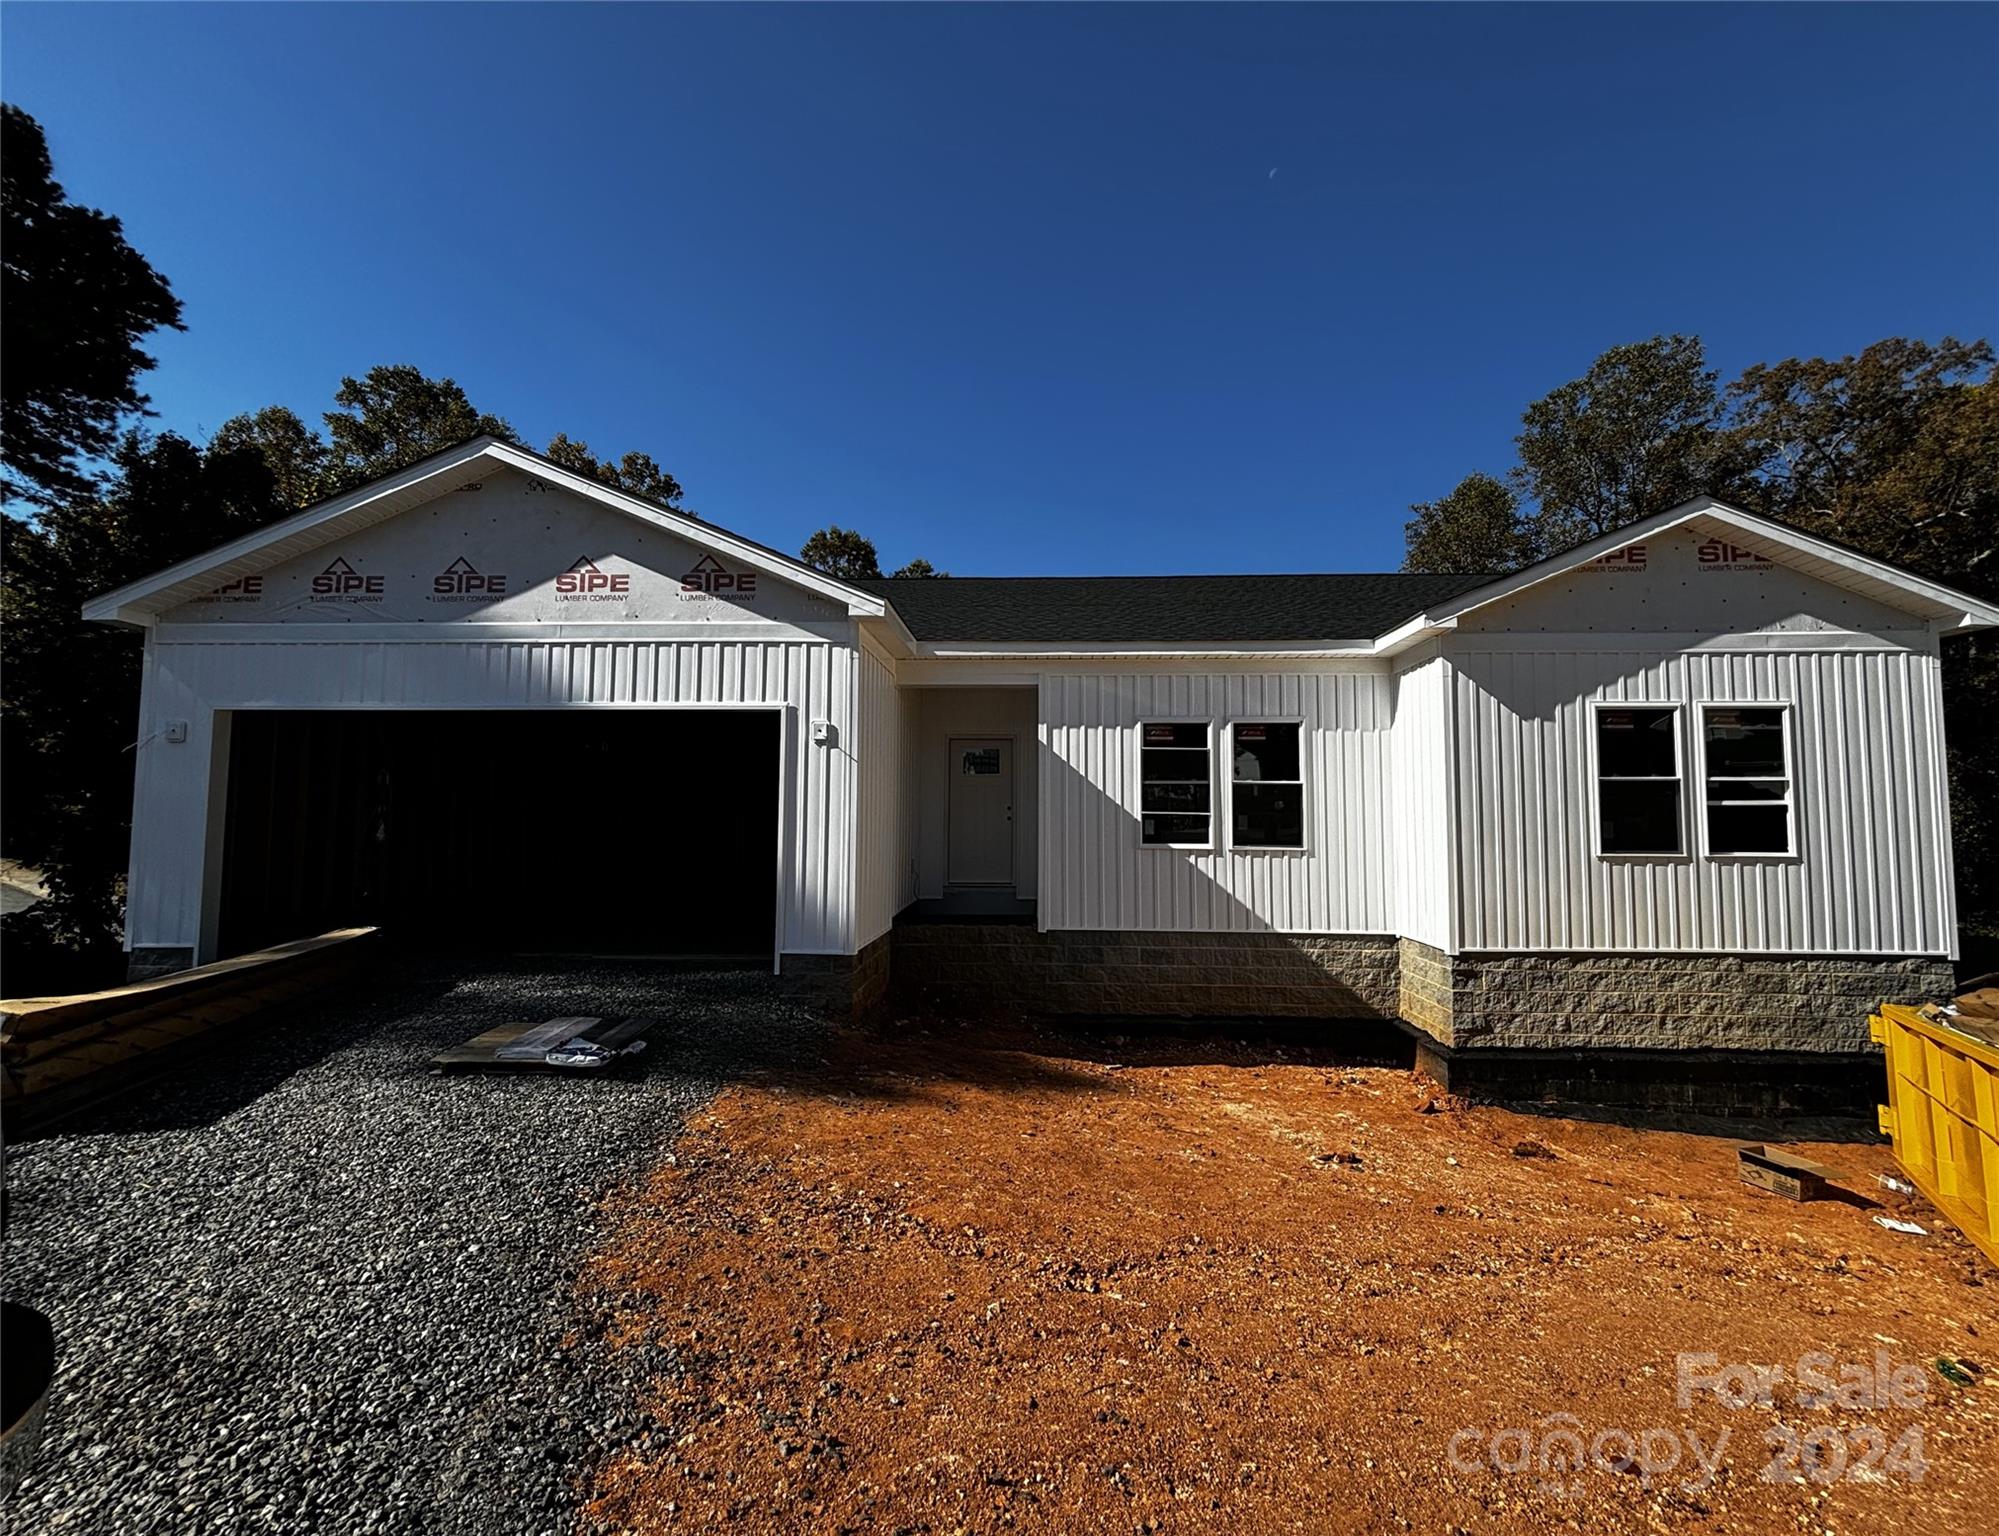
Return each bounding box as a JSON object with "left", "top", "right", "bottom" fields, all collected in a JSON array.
[{"left": 2, "top": 956, "right": 831, "bottom": 1535}]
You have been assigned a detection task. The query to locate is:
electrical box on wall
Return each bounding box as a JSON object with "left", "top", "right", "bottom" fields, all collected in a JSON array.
[
  {"left": 163, "top": 720, "right": 189, "bottom": 745},
  {"left": 811, "top": 719, "right": 835, "bottom": 746}
]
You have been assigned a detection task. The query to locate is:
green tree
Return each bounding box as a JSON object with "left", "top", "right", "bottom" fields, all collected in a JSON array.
[
  {"left": 1513, "top": 334, "right": 1736, "bottom": 550},
  {"left": 2, "top": 432, "right": 291, "bottom": 978},
  {"left": 889, "top": 557, "right": 948, "bottom": 578},
  {"left": 321, "top": 364, "right": 515, "bottom": 494},
  {"left": 543, "top": 432, "right": 687, "bottom": 509},
  {"left": 800, "top": 525, "right": 883, "bottom": 579},
  {"left": 209, "top": 404, "right": 328, "bottom": 510},
  {"left": 1724, "top": 337, "right": 1999, "bottom": 950},
  {"left": 0, "top": 104, "right": 184, "bottom": 506},
  {"left": 1726, "top": 337, "right": 1996, "bottom": 596},
  {"left": 1402, "top": 472, "right": 1531, "bottom": 574}
]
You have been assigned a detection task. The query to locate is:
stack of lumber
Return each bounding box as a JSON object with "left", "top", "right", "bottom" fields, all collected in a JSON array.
[
  {"left": 2, "top": 928, "right": 378, "bottom": 1124},
  {"left": 430, "top": 1013, "right": 661, "bottom": 1072}
]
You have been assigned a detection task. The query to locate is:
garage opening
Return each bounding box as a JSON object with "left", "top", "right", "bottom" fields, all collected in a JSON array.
[{"left": 217, "top": 710, "right": 780, "bottom": 961}]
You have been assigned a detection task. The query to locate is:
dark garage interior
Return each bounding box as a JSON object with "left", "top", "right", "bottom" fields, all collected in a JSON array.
[{"left": 218, "top": 709, "right": 780, "bottom": 961}]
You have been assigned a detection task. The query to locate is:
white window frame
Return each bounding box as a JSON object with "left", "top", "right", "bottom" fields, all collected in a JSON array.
[
  {"left": 1225, "top": 717, "right": 1308, "bottom": 854},
  {"left": 1588, "top": 700, "right": 1689, "bottom": 860},
  {"left": 1696, "top": 700, "right": 1798, "bottom": 861},
  {"left": 1136, "top": 717, "right": 1215, "bottom": 851}
]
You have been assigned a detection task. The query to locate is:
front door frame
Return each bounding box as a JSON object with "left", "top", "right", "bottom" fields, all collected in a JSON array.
[{"left": 945, "top": 733, "right": 1017, "bottom": 890}]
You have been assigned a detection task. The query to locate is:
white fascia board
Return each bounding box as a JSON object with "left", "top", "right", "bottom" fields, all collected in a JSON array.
[
  {"left": 82, "top": 436, "right": 886, "bottom": 626},
  {"left": 1370, "top": 613, "right": 1456, "bottom": 659},
  {"left": 859, "top": 608, "right": 922, "bottom": 659}
]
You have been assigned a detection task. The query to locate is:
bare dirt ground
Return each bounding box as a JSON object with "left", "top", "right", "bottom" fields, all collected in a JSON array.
[{"left": 576, "top": 1024, "right": 1996, "bottom": 1535}]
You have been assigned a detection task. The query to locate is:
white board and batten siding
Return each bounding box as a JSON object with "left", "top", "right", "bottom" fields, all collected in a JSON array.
[
  {"left": 1446, "top": 638, "right": 1956, "bottom": 956},
  {"left": 1037, "top": 669, "right": 1396, "bottom": 935},
  {"left": 128, "top": 632, "right": 862, "bottom": 964}
]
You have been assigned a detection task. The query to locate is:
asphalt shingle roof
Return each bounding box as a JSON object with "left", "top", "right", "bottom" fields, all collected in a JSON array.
[{"left": 855, "top": 572, "right": 1497, "bottom": 644}]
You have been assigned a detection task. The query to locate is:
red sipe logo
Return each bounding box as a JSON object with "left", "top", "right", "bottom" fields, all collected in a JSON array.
[
  {"left": 1696, "top": 538, "right": 1770, "bottom": 568},
  {"left": 1586, "top": 544, "right": 1647, "bottom": 573},
  {"left": 432, "top": 556, "right": 509, "bottom": 596},
  {"left": 193, "top": 574, "right": 265, "bottom": 603},
  {"left": 680, "top": 554, "right": 757, "bottom": 597},
  {"left": 311, "top": 557, "right": 384, "bottom": 596},
  {"left": 555, "top": 556, "right": 630, "bottom": 595}
]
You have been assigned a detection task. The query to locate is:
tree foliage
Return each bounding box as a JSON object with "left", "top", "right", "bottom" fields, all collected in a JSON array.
[
  {"left": 2, "top": 432, "right": 294, "bottom": 981},
  {"left": 1511, "top": 334, "right": 1736, "bottom": 551},
  {"left": 799, "top": 525, "right": 883, "bottom": 580},
  {"left": 208, "top": 405, "right": 328, "bottom": 511},
  {"left": 543, "top": 432, "right": 686, "bottom": 509},
  {"left": 1402, "top": 472, "right": 1530, "bottom": 574},
  {"left": 321, "top": 365, "right": 515, "bottom": 496},
  {"left": 799, "top": 528, "right": 947, "bottom": 581},
  {"left": 1402, "top": 333, "right": 1997, "bottom": 599},
  {"left": 0, "top": 104, "right": 184, "bottom": 506},
  {"left": 1725, "top": 337, "right": 1995, "bottom": 599}
]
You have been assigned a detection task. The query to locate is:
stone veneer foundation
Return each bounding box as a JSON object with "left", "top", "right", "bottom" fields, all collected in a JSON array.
[
  {"left": 776, "top": 933, "right": 893, "bottom": 1021},
  {"left": 1394, "top": 939, "right": 1956, "bottom": 1055},
  {"left": 892, "top": 926, "right": 1401, "bottom": 1020},
  {"left": 127, "top": 946, "right": 197, "bottom": 983}
]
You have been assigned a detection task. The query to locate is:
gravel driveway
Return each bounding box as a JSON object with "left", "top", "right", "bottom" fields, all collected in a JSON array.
[{"left": 2, "top": 957, "right": 829, "bottom": 1535}]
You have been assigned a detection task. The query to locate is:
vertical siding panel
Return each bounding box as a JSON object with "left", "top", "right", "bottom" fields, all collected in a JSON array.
[
  {"left": 126, "top": 633, "right": 863, "bottom": 962},
  {"left": 129, "top": 637, "right": 1954, "bottom": 965},
  {"left": 1430, "top": 640, "right": 1943, "bottom": 958},
  {"left": 1035, "top": 665, "right": 1400, "bottom": 937}
]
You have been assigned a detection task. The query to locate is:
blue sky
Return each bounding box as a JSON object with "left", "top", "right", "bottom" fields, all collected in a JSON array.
[{"left": 5, "top": 3, "right": 1994, "bottom": 575}]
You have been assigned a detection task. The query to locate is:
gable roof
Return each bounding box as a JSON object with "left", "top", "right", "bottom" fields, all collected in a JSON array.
[
  {"left": 85, "top": 463, "right": 1998, "bottom": 650},
  {"left": 1391, "top": 496, "right": 1999, "bottom": 645},
  {"left": 81, "top": 436, "right": 888, "bottom": 626},
  {"left": 857, "top": 573, "right": 1491, "bottom": 645},
  {"left": 861, "top": 496, "right": 1998, "bottom": 655}
]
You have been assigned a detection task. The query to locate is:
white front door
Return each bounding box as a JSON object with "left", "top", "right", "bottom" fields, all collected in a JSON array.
[{"left": 947, "top": 738, "right": 1013, "bottom": 887}]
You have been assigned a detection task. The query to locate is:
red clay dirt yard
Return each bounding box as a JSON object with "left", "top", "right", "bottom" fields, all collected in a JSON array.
[{"left": 576, "top": 1025, "right": 1996, "bottom": 1535}]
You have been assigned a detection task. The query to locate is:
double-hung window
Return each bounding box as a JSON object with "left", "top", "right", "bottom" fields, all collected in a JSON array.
[
  {"left": 1594, "top": 705, "right": 1684, "bottom": 855},
  {"left": 1701, "top": 706, "right": 1793, "bottom": 855},
  {"left": 1229, "top": 721, "right": 1304, "bottom": 849},
  {"left": 1139, "top": 722, "right": 1213, "bottom": 847}
]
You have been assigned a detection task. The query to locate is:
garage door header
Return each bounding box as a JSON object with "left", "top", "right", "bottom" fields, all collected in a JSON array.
[{"left": 81, "top": 437, "right": 890, "bottom": 627}]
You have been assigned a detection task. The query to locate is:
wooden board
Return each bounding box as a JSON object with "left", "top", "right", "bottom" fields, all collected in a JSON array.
[
  {"left": 431, "top": 1014, "right": 664, "bottom": 1072},
  {"left": 3, "top": 929, "right": 381, "bottom": 1115}
]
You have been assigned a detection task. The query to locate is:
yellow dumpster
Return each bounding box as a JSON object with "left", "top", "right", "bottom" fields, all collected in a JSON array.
[{"left": 1872, "top": 998, "right": 1999, "bottom": 1270}]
